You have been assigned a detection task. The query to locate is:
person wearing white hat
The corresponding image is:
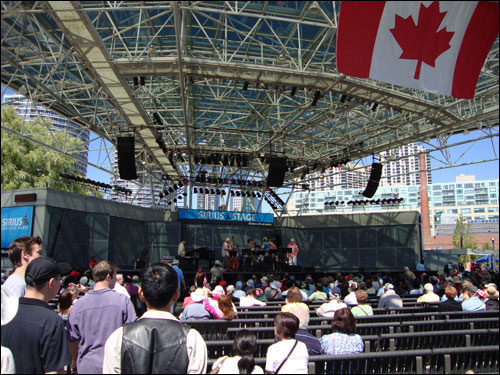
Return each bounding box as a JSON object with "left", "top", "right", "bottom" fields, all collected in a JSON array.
[
  {"left": 417, "top": 283, "right": 440, "bottom": 303},
  {"left": 1, "top": 286, "right": 18, "bottom": 374},
  {"left": 179, "top": 288, "right": 212, "bottom": 320},
  {"left": 377, "top": 283, "right": 403, "bottom": 310},
  {"left": 485, "top": 286, "right": 499, "bottom": 311}
]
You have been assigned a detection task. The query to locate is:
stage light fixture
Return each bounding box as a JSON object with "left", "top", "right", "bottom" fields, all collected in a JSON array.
[
  {"left": 159, "top": 192, "right": 164, "bottom": 199},
  {"left": 183, "top": 179, "right": 188, "bottom": 185},
  {"left": 140, "top": 76, "right": 145, "bottom": 86},
  {"left": 290, "top": 86, "right": 297, "bottom": 96},
  {"left": 243, "top": 81, "right": 249, "bottom": 90},
  {"left": 133, "top": 77, "right": 139, "bottom": 86},
  {"left": 371, "top": 103, "right": 378, "bottom": 112},
  {"left": 194, "top": 187, "right": 198, "bottom": 193},
  {"left": 178, "top": 195, "right": 182, "bottom": 200}
]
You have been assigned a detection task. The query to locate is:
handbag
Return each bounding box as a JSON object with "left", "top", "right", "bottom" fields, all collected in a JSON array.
[{"left": 274, "top": 340, "right": 298, "bottom": 374}]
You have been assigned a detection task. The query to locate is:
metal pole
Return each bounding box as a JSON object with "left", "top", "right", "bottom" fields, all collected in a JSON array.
[{"left": 492, "top": 238, "right": 495, "bottom": 252}]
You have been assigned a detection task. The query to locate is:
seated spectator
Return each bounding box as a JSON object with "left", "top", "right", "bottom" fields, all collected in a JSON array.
[
  {"left": 344, "top": 282, "right": 359, "bottom": 306},
  {"left": 282, "top": 287, "right": 309, "bottom": 314},
  {"left": 438, "top": 286, "right": 462, "bottom": 312},
  {"left": 265, "top": 312, "right": 308, "bottom": 374},
  {"left": 484, "top": 285, "right": 498, "bottom": 311},
  {"left": 183, "top": 286, "right": 197, "bottom": 307},
  {"left": 282, "top": 282, "right": 307, "bottom": 302},
  {"left": 203, "top": 294, "right": 237, "bottom": 320},
  {"left": 226, "top": 285, "right": 237, "bottom": 302},
  {"left": 194, "top": 266, "right": 209, "bottom": 288},
  {"left": 211, "top": 330, "right": 263, "bottom": 374},
  {"left": 316, "top": 286, "right": 347, "bottom": 318},
  {"left": 378, "top": 283, "right": 403, "bottom": 310},
  {"left": 279, "top": 303, "right": 322, "bottom": 355},
  {"left": 461, "top": 285, "right": 486, "bottom": 311},
  {"left": 244, "top": 279, "right": 255, "bottom": 293},
  {"left": 409, "top": 279, "right": 424, "bottom": 295},
  {"left": 239, "top": 288, "right": 266, "bottom": 307},
  {"left": 350, "top": 290, "right": 373, "bottom": 317},
  {"left": 308, "top": 283, "right": 327, "bottom": 302},
  {"left": 417, "top": 283, "right": 440, "bottom": 303},
  {"left": 365, "top": 279, "right": 376, "bottom": 296},
  {"left": 320, "top": 308, "right": 364, "bottom": 355},
  {"left": 179, "top": 289, "right": 211, "bottom": 320},
  {"left": 255, "top": 288, "right": 268, "bottom": 303},
  {"left": 210, "top": 261, "right": 224, "bottom": 285},
  {"left": 265, "top": 280, "right": 283, "bottom": 301},
  {"left": 232, "top": 281, "right": 246, "bottom": 299}
]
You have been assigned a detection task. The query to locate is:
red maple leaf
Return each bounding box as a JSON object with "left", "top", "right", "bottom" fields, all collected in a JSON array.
[{"left": 390, "top": 2, "right": 454, "bottom": 80}]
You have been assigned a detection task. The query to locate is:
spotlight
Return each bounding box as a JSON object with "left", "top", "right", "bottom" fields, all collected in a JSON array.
[
  {"left": 183, "top": 179, "right": 188, "bottom": 185},
  {"left": 194, "top": 187, "right": 198, "bottom": 193},
  {"left": 340, "top": 94, "right": 347, "bottom": 103},
  {"left": 230, "top": 190, "right": 235, "bottom": 196},
  {"left": 205, "top": 188, "right": 210, "bottom": 194},
  {"left": 290, "top": 86, "right": 297, "bottom": 96},
  {"left": 371, "top": 103, "right": 378, "bottom": 112},
  {"left": 159, "top": 192, "right": 164, "bottom": 199},
  {"left": 140, "top": 76, "right": 145, "bottom": 86},
  {"left": 133, "top": 77, "right": 139, "bottom": 86},
  {"left": 243, "top": 81, "right": 249, "bottom": 90}
]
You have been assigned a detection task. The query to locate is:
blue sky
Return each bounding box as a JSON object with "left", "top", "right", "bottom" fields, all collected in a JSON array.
[{"left": 2, "top": 85, "right": 499, "bottom": 187}]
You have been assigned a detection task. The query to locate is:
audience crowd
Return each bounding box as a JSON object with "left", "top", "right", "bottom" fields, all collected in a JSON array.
[{"left": 1, "top": 235, "right": 498, "bottom": 373}]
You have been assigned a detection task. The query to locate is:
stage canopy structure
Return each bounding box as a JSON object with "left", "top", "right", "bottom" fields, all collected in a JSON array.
[{"left": 1, "top": 2, "right": 498, "bottom": 211}]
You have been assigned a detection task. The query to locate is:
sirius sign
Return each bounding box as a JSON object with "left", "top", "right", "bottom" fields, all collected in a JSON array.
[{"left": 1, "top": 206, "right": 34, "bottom": 248}]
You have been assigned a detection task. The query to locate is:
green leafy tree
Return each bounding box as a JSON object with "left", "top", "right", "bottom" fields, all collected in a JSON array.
[
  {"left": 452, "top": 214, "right": 477, "bottom": 249},
  {"left": 1, "top": 108, "right": 100, "bottom": 197},
  {"left": 482, "top": 242, "right": 492, "bottom": 251}
]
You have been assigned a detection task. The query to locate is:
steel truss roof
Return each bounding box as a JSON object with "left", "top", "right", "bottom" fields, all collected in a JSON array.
[{"left": 1, "top": 1, "right": 499, "bottom": 190}]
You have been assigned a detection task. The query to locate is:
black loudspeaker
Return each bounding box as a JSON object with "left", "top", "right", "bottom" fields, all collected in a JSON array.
[
  {"left": 117, "top": 136, "right": 138, "bottom": 180},
  {"left": 266, "top": 157, "right": 287, "bottom": 187},
  {"left": 287, "top": 265, "right": 302, "bottom": 273},
  {"left": 361, "top": 162, "right": 383, "bottom": 198}
]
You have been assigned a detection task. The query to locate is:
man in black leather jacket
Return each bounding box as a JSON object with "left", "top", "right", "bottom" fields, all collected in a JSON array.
[{"left": 103, "top": 263, "right": 208, "bottom": 374}]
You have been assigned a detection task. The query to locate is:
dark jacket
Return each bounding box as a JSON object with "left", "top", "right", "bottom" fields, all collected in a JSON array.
[
  {"left": 438, "top": 298, "right": 463, "bottom": 312},
  {"left": 121, "top": 318, "right": 190, "bottom": 374},
  {"left": 485, "top": 299, "right": 499, "bottom": 311}
]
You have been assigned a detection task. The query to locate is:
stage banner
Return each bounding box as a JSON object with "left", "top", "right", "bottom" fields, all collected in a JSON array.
[
  {"left": 178, "top": 208, "right": 273, "bottom": 224},
  {"left": 1, "top": 206, "right": 34, "bottom": 248}
]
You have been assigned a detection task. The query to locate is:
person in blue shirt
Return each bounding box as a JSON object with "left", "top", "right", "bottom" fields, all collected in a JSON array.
[{"left": 461, "top": 285, "right": 486, "bottom": 311}]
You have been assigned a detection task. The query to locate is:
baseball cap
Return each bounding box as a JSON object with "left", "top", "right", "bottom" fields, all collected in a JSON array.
[
  {"left": 214, "top": 260, "right": 221, "bottom": 266},
  {"left": 25, "top": 257, "right": 71, "bottom": 285},
  {"left": 255, "top": 288, "right": 264, "bottom": 297}
]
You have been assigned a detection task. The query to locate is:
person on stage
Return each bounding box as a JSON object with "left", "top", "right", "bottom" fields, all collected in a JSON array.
[
  {"left": 247, "top": 239, "right": 255, "bottom": 267},
  {"left": 177, "top": 240, "right": 186, "bottom": 259},
  {"left": 221, "top": 238, "right": 232, "bottom": 271},
  {"left": 262, "top": 237, "right": 270, "bottom": 260},
  {"left": 287, "top": 238, "right": 299, "bottom": 266}
]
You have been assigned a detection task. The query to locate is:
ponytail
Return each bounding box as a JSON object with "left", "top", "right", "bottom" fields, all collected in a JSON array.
[{"left": 237, "top": 355, "right": 255, "bottom": 374}]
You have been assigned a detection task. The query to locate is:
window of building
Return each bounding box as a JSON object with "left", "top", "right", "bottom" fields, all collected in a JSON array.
[
  {"left": 460, "top": 208, "right": 471, "bottom": 214},
  {"left": 475, "top": 216, "right": 486, "bottom": 220},
  {"left": 447, "top": 209, "right": 458, "bottom": 214},
  {"left": 464, "top": 183, "right": 474, "bottom": 188},
  {"left": 489, "top": 215, "right": 499, "bottom": 220},
  {"left": 474, "top": 208, "right": 485, "bottom": 213},
  {"left": 463, "top": 216, "right": 472, "bottom": 221},
  {"left": 488, "top": 207, "right": 499, "bottom": 213},
  {"left": 433, "top": 185, "right": 442, "bottom": 190}
]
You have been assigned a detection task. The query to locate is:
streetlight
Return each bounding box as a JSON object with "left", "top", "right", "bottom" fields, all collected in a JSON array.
[{"left": 492, "top": 238, "right": 495, "bottom": 251}]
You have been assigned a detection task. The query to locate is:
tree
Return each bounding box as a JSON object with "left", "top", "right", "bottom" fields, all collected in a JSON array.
[
  {"left": 482, "top": 242, "right": 492, "bottom": 251},
  {"left": 1, "top": 108, "right": 100, "bottom": 197},
  {"left": 452, "top": 214, "right": 477, "bottom": 249}
]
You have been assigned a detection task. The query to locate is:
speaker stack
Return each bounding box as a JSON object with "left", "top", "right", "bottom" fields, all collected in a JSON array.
[
  {"left": 117, "top": 136, "right": 138, "bottom": 180},
  {"left": 266, "top": 157, "right": 287, "bottom": 187},
  {"left": 361, "top": 163, "right": 383, "bottom": 198}
]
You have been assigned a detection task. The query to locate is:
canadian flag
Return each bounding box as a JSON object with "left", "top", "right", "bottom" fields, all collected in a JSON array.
[{"left": 337, "top": 1, "right": 499, "bottom": 99}]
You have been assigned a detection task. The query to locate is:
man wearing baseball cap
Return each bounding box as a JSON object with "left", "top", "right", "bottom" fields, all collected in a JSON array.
[
  {"left": 1, "top": 257, "right": 71, "bottom": 373},
  {"left": 461, "top": 285, "right": 486, "bottom": 311}
]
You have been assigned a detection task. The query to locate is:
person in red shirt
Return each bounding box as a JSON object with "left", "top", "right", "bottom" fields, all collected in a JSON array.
[{"left": 89, "top": 256, "right": 97, "bottom": 270}]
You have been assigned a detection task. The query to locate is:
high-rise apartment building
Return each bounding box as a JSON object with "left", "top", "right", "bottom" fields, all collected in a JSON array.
[
  {"left": 379, "top": 143, "right": 432, "bottom": 186},
  {"left": 3, "top": 94, "right": 90, "bottom": 176}
]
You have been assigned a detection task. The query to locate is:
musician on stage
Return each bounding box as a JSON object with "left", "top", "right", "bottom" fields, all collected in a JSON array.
[
  {"left": 287, "top": 238, "right": 299, "bottom": 266},
  {"left": 177, "top": 239, "right": 186, "bottom": 258},
  {"left": 246, "top": 239, "right": 255, "bottom": 267},
  {"left": 221, "top": 237, "right": 232, "bottom": 271},
  {"left": 269, "top": 238, "right": 278, "bottom": 271},
  {"left": 229, "top": 236, "right": 239, "bottom": 271}
]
